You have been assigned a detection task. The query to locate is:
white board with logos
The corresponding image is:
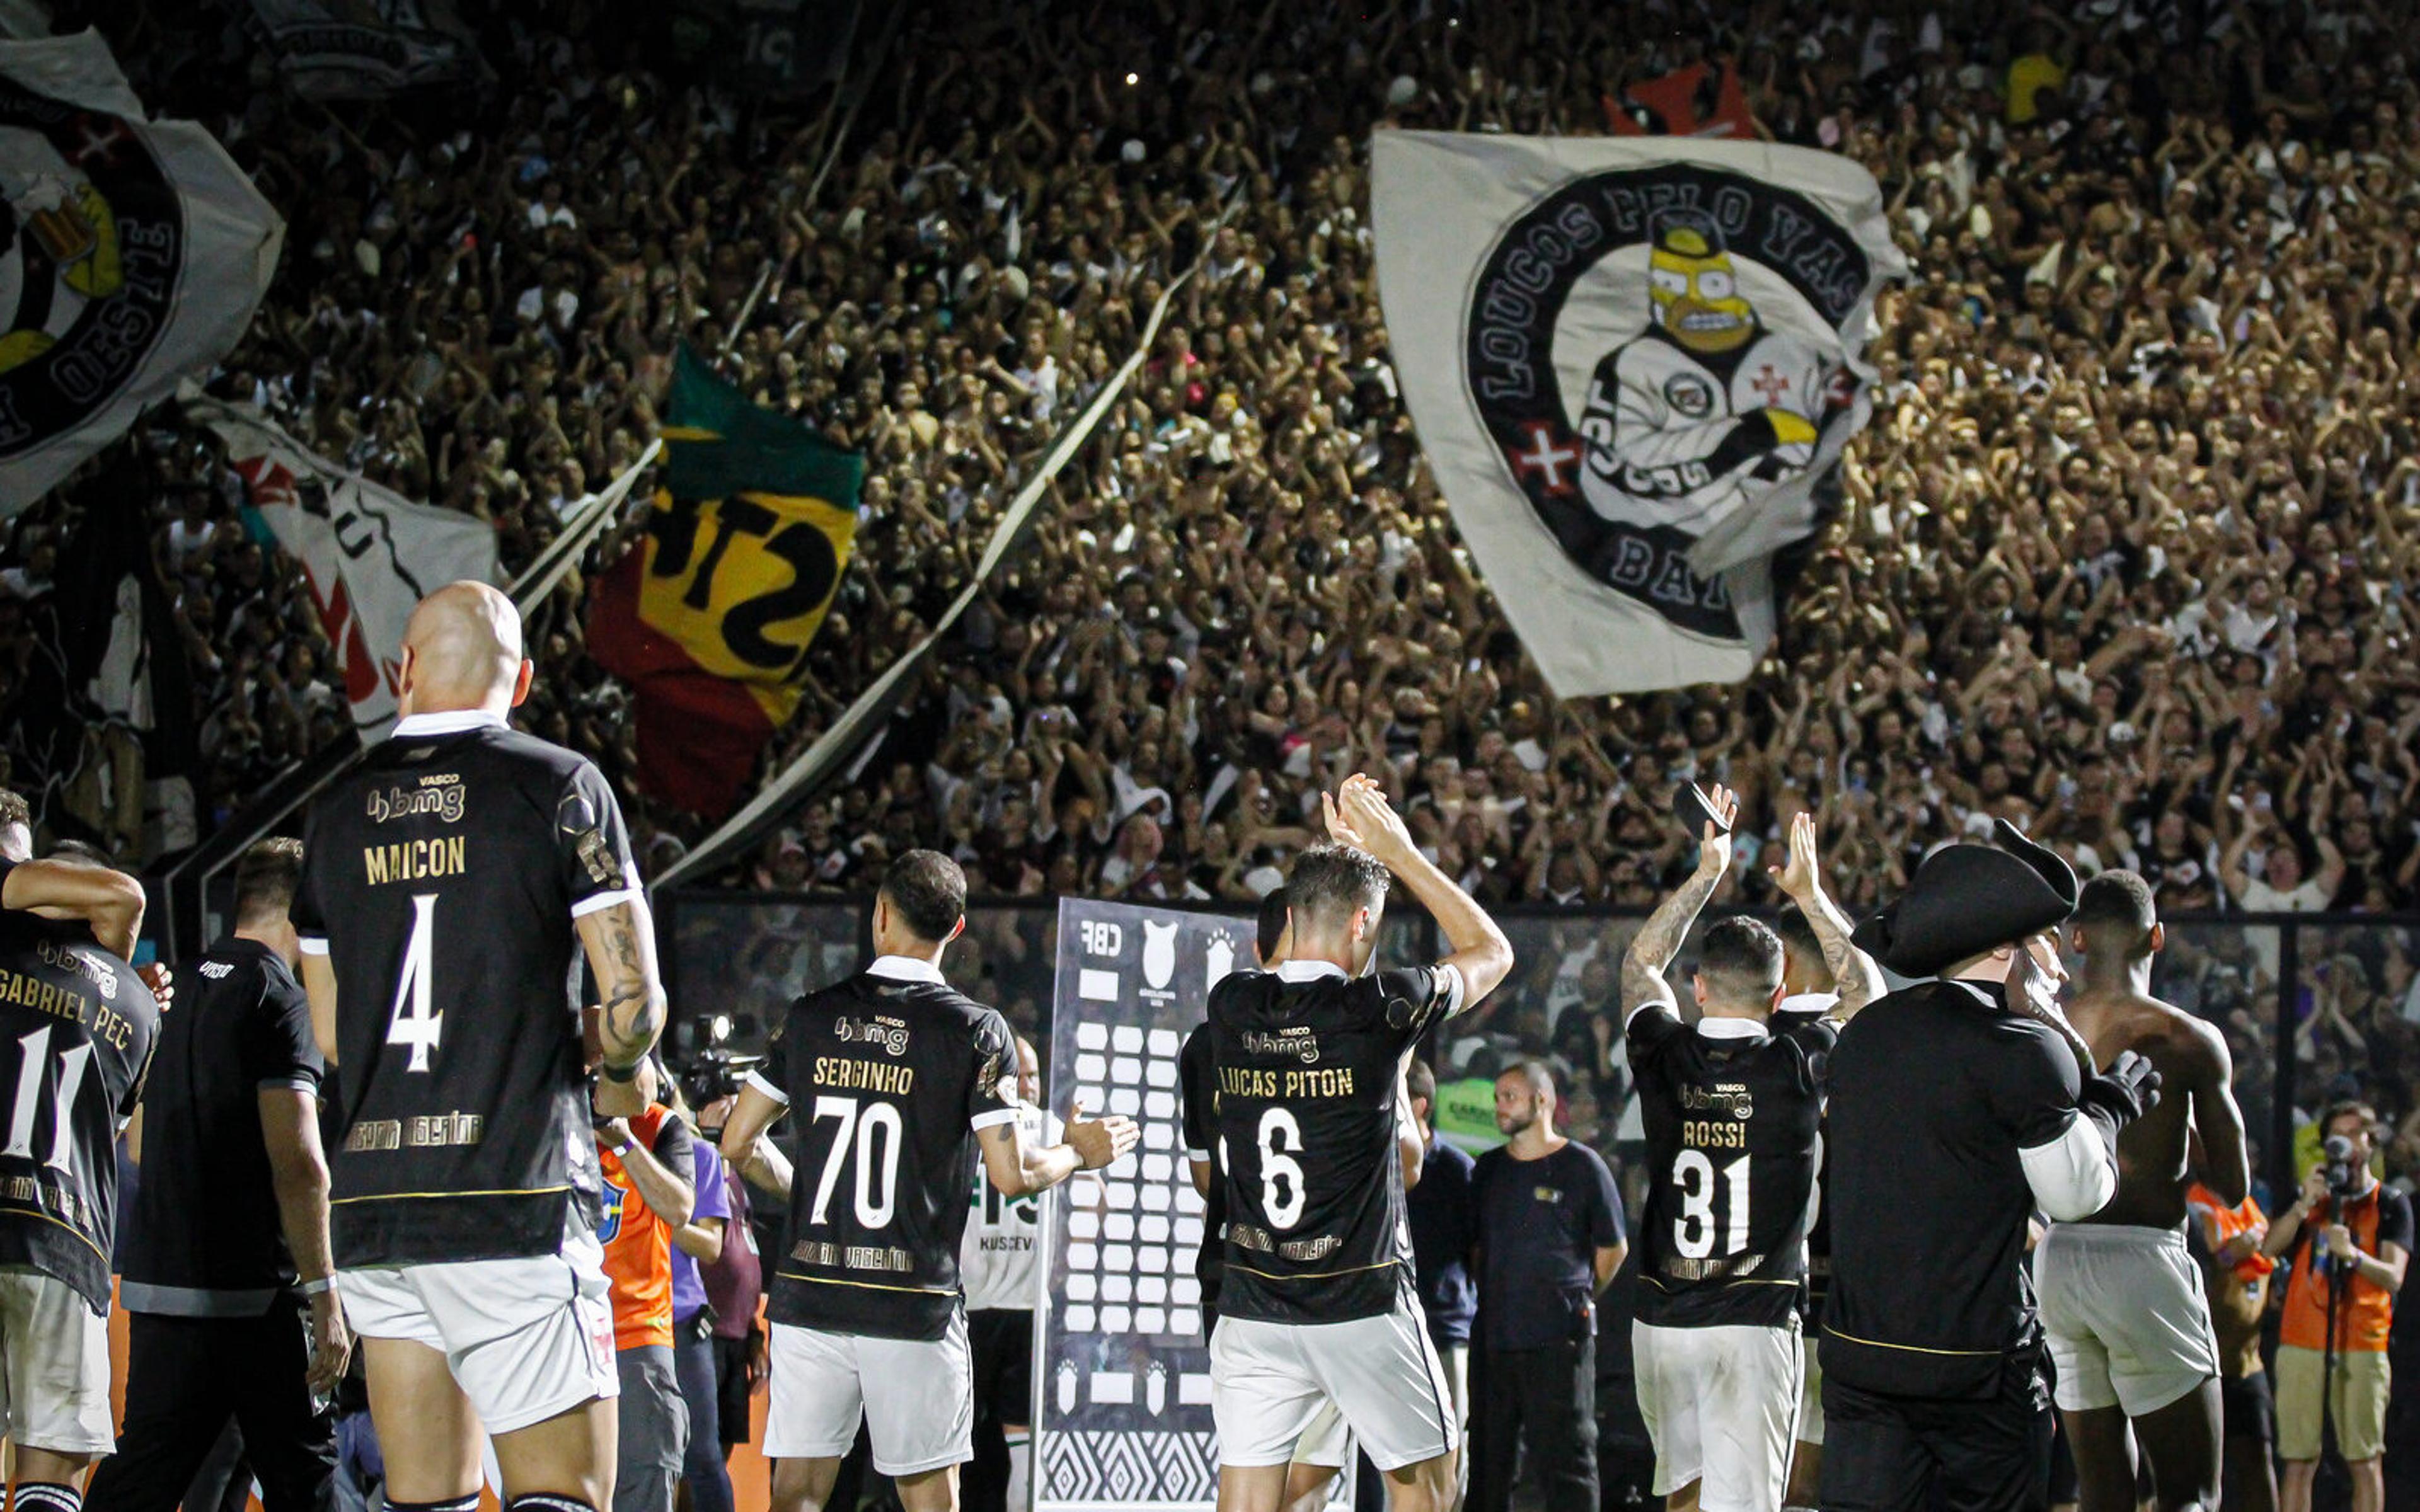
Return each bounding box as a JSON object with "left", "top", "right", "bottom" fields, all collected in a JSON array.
[{"left": 1035, "top": 898, "right": 1354, "bottom": 1512}]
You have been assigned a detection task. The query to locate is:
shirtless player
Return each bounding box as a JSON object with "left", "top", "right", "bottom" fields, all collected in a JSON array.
[{"left": 2036, "top": 870, "right": 2250, "bottom": 1512}]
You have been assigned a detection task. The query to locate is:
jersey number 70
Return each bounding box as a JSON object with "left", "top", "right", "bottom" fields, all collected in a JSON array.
[{"left": 807, "top": 1095, "right": 901, "bottom": 1228}]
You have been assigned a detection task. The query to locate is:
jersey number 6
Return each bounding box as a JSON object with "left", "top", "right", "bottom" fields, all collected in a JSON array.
[{"left": 1259, "top": 1108, "right": 1306, "bottom": 1230}]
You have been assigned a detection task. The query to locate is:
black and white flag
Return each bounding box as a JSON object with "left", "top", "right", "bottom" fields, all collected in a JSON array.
[
  {"left": 0, "top": 31, "right": 282, "bottom": 511},
  {"left": 245, "top": 0, "right": 487, "bottom": 100},
  {"left": 1373, "top": 130, "right": 1903, "bottom": 695}
]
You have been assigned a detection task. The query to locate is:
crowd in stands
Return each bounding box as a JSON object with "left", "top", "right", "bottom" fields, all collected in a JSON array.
[{"left": 8, "top": 1, "right": 2420, "bottom": 1152}]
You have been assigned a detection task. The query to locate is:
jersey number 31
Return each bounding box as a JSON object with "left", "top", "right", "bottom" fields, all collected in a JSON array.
[{"left": 1672, "top": 1149, "right": 1750, "bottom": 1259}]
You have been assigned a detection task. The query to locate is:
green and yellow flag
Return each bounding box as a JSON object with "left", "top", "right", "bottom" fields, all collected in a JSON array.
[{"left": 587, "top": 347, "right": 865, "bottom": 818}]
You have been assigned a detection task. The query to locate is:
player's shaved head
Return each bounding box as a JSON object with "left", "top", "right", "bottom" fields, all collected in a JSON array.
[
  {"left": 400, "top": 581, "right": 529, "bottom": 717},
  {"left": 2074, "top": 869, "right": 2158, "bottom": 960},
  {"left": 1014, "top": 1035, "right": 1042, "bottom": 1104}
]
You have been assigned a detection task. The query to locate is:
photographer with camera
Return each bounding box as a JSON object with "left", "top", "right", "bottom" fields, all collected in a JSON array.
[{"left": 2259, "top": 1101, "right": 2411, "bottom": 1512}]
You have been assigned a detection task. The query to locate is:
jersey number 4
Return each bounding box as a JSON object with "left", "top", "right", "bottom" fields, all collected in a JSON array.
[
  {"left": 1672, "top": 1149, "right": 1750, "bottom": 1260},
  {"left": 388, "top": 894, "right": 443, "bottom": 1072},
  {"left": 809, "top": 1095, "right": 902, "bottom": 1228},
  {"left": 3, "top": 1026, "right": 93, "bottom": 1172}
]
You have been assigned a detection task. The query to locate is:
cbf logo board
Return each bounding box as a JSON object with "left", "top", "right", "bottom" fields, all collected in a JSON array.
[
  {"left": 1040, "top": 899, "right": 1347, "bottom": 1512},
  {"left": 1373, "top": 130, "right": 1901, "bottom": 696}
]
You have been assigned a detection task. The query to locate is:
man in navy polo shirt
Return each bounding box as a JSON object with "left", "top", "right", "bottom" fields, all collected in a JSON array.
[{"left": 1470, "top": 1063, "right": 1628, "bottom": 1512}]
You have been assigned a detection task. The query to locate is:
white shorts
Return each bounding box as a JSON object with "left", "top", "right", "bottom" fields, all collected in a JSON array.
[
  {"left": 1796, "top": 1331, "right": 1823, "bottom": 1446},
  {"left": 340, "top": 1227, "right": 619, "bottom": 1435},
  {"left": 1633, "top": 1318, "right": 1801, "bottom": 1512},
  {"left": 1294, "top": 1399, "right": 1349, "bottom": 1469},
  {"left": 2037, "top": 1223, "right": 2220, "bottom": 1416},
  {"left": 0, "top": 1269, "right": 111, "bottom": 1455},
  {"left": 765, "top": 1316, "right": 974, "bottom": 1475},
  {"left": 1210, "top": 1305, "right": 1456, "bottom": 1474}
]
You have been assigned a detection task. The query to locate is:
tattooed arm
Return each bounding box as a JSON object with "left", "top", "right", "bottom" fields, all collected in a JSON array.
[
  {"left": 1765, "top": 810, "right": 1886, "bottom": 1019},
  {"left": 577, "top": 898, "right": 667, "bottom": 1117},
  {"left": 1618, "top": 784, "right": 1737, "bottom": 1016}
]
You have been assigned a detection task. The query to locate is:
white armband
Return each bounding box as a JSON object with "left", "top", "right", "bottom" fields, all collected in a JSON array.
[{"left": 2019, "top": 1112, "right": 2118, "bottom": 1223}]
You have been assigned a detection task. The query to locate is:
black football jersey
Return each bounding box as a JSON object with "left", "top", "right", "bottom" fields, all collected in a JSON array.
[
  {"left": 1178, "top": 1022, "right": 1224, "bottom": 1318},
  {"left": 120, "top": 936, "right": 323, "bottom": 1315},
  {"left": 1209, "top": 960, "right": 1462, "bottom": 1325},
  {"left": 0, "top": 898, "right": 159, "bottom": 1313},
  {"left": 752, "top": 959, "right": 1019, "bottom": 1341},
  {"left": 1628, "top": 1003, "right": 1831, "bottom": 1330},
  {"left": 1774, "top": 995, "right": 1838, "bottom": 1326},
  {"left": 291, "top": 711, "right": 638, "bottom": 1268},
  {"left": 1802, "top": 1128, "right": 1833, "bottom": 1327}
]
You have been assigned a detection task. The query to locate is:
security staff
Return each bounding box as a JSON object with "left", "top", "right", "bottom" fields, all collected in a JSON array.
[
  {"left": 89, "top": 838, "right": 347, "bottom": 1512},
  {"left": 1821, "top": 823, "right": 2162, "bottom": 1511}
]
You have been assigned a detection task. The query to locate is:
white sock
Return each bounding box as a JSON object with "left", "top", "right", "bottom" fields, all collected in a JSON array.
[{"left": 1006, "top": 1429, "right": 1032, "bottom": 1512}]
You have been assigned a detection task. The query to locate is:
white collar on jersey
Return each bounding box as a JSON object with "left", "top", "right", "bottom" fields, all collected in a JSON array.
[
  {"left": 1274, "top": 959, "right": 1349, "bottom": 982},
  {"left": 392, "top": 709, "right": 509, "bottom": 737},
  {"left": 1696, "top": 1016, "right": 1768, "bottom": 1039},
  {"left": 867, "top": 954, "right": 947, "bottom": 984},
  {"left": 1777, "top": 991, "right": 1840, "bottom": 1017}
]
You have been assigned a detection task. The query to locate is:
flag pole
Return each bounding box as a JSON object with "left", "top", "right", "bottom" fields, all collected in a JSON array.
[{"left": 650, "top": 195, "right": 1243, "bottom": 891}]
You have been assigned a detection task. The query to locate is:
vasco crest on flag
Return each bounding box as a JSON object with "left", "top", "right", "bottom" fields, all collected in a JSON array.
[
  {"left": 1373, "top": 132, "right": 1903, "bottom": 696},
  {"left": 0, "top": 31, "right": 282, "bottom": 512}
]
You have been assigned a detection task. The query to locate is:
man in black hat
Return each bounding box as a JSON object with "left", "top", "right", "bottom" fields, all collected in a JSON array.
[{"left": 1819, "top": 822, "right": 2164, "bottom": 1512}]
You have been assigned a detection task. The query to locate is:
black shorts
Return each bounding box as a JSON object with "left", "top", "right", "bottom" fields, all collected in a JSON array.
[
  {"left": 969, "top": 1308, "right": 1034, "bottom": 1428},
  {"left": 1821, "top": 1353, "right": 2053, "bottom": 1512},
  {"left": 2220, "top": 1370, "right": 2273, "bottom": 1444}
]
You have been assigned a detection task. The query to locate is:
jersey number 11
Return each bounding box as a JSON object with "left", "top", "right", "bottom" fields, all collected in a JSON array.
[{"left": 3, "top": 1026, "right": 92, "bottom": 1172}]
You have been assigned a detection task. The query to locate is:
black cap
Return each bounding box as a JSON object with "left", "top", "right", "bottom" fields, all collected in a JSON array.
[{"left": 1850, "top": 820, "right": 2079, "bottom": 979}]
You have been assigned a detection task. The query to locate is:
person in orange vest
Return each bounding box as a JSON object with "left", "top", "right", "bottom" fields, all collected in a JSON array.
[
  {"left": 2257, "top": 1101, "right": 2411, "bottom": 1512},
  {"left": 596, "top": 1084, "right": 700, "bottom": 1512},
  {"left": 2186, "top": 1178, "right": 2276, "bottom": 1512}
]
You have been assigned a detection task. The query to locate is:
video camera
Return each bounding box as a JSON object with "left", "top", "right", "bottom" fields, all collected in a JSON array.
[
  {"left": 682, "top": 1046, "right": 765, "bottom": 1115},
  {"left": 2315, "top": 1133, "right": 2369, "bottom": 1279},
  {"left": 2322, "top": 1133, "right": 2365, "bottom": 1201}
]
